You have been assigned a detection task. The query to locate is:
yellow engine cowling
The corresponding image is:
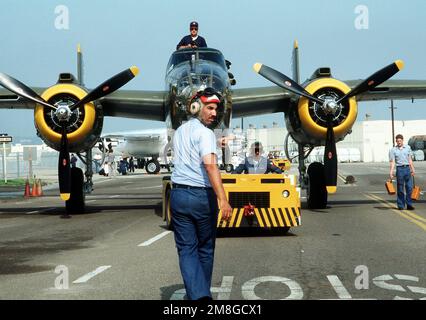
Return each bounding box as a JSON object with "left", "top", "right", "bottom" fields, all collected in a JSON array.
[
  {"left": 296, "top": 78, "right": 357, "bottom": 144},
  {"left": 34, "top": 83, "right": 103, "bottom": 152}
]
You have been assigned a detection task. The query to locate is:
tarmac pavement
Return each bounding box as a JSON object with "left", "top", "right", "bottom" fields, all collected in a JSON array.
[{"left": 0, "top": 163, "right": 425, "bottom": 300}]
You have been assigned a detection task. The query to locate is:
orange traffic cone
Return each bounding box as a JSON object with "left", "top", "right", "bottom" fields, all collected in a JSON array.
[
  {"left": 31, "top": 179, "right": 38, "bottom": 197},
  {"left": 24, "top": 179, "right": 31, "bottom": 197},
  {"left": 36, "top": 179, "right": 43, "bottom": 196}
]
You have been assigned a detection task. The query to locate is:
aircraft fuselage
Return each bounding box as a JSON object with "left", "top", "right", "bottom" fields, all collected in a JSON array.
[{"left": 164, "top": 48, "right": 233, "bottom": 131}]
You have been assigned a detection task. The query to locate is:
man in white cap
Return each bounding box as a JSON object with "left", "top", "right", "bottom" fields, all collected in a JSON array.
[
  {"left": 170, "top": 87, "right": 232, "bottom": 300},
  {"left": 176, "top": 21, "right": 208, "bottom": 50}
]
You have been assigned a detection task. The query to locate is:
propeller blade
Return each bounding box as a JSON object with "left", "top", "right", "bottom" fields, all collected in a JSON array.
[
  {"left": 58, "top": 126, "right": 71, "bottom": 201},
  {"left": 324, "top": 120, "right": 337, "bottom": 194},
  {"left": 70, "top": 66, "right": 139, "bottom": 111},
  {"left": 337, "top": 60, "right": 404, "bottom": 103},
  {"left": 0, "top": 72, "right": 56, "bottom": 109},
  {"left": 253, "top": 63, "right": 324, "bottom": 104}
]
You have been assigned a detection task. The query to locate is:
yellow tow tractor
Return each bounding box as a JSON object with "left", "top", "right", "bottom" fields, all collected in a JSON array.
[
  {"left": 271, "top": 158, "right": 291, "bottom": 172},
  {"left": 162, "top": 173, "right": 301, "bottom": 233}
]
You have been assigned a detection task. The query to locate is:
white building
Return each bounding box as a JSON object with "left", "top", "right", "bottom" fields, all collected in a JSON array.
[
  {"left": 233, "top": 120, "right": 426, "bottom": 163},
  {"left": 339, "top": 120, "right": 426, "bottom": 162}
]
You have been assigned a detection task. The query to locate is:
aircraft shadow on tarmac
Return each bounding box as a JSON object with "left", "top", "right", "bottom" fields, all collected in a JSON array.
[
  {"left": 216, "top": 228, "right": 296, "bottom": 238},
  {"left": 0, "top": 235, "right": 93, "bottom": 275},
  {"left": 0, "top": 202, "right": 163, "bottom": 217}
]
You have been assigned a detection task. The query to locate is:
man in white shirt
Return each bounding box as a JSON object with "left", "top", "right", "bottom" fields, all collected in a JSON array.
[{"left": 170, "top": 87, "right": 232, "bottom": 300}]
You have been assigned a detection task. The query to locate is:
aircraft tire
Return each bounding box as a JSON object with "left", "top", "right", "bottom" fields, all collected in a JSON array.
[
  {"left": 65, "top": 167, "right": 85, "bottom": 214},
  {"left": 165, "top": 188, "right": 173, "bottom": 230},
  {"left": 307, "top": 162, "right": 328, "bottom": 209},
  {"left": 146, "top": 159, "right": 161, "bottom": 174}
]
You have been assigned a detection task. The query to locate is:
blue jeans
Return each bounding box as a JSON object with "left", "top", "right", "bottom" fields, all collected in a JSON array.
[
  {"left": 396, "top": 166, "right": 413, "bottom": 209},
  {"left": 170, "top": 187, "right": 218, "bottom": 300}
]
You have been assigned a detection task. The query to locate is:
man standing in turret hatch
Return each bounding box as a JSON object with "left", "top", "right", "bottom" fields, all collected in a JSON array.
[{"left": 177, "top": 21, "right": 208, "bottom": 50}]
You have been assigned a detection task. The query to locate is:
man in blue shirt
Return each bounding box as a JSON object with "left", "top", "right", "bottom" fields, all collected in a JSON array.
[
  {"left": 170, "top": 87, "right": 232, "bottom": 300},
  {"left": 233, "top": 141, "right": 283, "bottom": 174},
  {"left": 176, "top": 21, "right": 208, "bottom": 50},
  {"left": 389, "top": 134, "right": 416, "bottom": 210}
]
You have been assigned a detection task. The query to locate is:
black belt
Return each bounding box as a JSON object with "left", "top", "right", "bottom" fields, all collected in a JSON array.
[
  {"left": 172, "top": 183, "right": 212, "bottom": 190},
  {"left": 397, "top": 165, "right": 409, "bottom": 167}
]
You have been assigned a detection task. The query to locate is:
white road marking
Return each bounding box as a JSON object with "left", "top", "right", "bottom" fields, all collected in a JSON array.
[
  {"left": 372, "top": 274, "right": 406, "bottom": 292},
  {"left": 109, "top": 195, "right": 121, "bottom": 198},
  {"left": 212, "top": 276, "right": 234, "bottom": 300},
  {"left": 138, "top": 231, "right": 172, "bottom": 247},
  {"left": 26, "top": 208, "right": 61, "bottom": 215},
  {"left": 381, "top": 274, "right": 426, "bottom": 295},
  {"left": 73, "top": 266, "right": 111, "bottom": 284},
  {"left": 337, "top": 174, "right": 346, "bottom": 183},
  {"left": 327, "top": 275, "right": 352, "bottom": 299},
  {"left": 140, "top": 185, "right": 162, "bottom": 189},
  {"left": 394, "top": 274, "right": 419, "bottom": 282},
  {"left": 86, "top": 200, "right": 96, "bottom": 203},
  {"left": 241, "top": 276, "right": 303, "bottom": 300},
  {"left": 408, "top": 286, "right": 426, "bottom": 295}
]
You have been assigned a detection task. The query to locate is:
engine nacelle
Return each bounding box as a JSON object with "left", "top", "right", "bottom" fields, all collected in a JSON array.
[
  {"left": 34, "top": 83, "right": 104, "bottom": 152},
  {"left": 286, "top": 77, "right": 357, "bottom": 146}
]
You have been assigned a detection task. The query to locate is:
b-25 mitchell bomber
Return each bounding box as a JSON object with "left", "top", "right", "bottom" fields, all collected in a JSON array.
[{"left": 1, "top": 42, "right": 426, "bottom": 214}]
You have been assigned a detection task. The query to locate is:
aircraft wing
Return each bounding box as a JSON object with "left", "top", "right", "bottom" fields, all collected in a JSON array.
[
  {"left": 99, "top": 90, "right": 165, "bottom": 121},
  {"left": 346, "top": 79, "right": 426, "bottom": 101},
  {"left": 231, "top": 86, "right": 294, "bottom": 118},
  {"left": 0, "top": 87, "right": 45, "bottom": 109},
  {"left": 230, "top": 80, "right": 426, "bottom": 118},
  {"left": 0, "top": 87, "right": 166, "bottom": 121},
  {"left": 102, "top": 128, "right": 166, "bottom": 142}
]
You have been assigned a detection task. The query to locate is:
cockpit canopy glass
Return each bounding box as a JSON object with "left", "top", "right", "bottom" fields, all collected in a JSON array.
[{"left": 166, "top": 48, "right": 227, "bottom": 72}]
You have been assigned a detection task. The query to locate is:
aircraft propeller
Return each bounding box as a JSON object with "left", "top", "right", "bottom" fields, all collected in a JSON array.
[
  {"left": 253, "top": 63, "right": 324, "bottom": 104},
  {"left": 0, "top": 66, "right": 139, "bottom": 200},
  {"left": 336, "top": 61, "right": 404, "bottom": 104},
  {"left": 253, "top": 60, "right": 404, "bottom": 191},
  {"left": 0, "top": 73, "right": 57, "bottom": 110}
]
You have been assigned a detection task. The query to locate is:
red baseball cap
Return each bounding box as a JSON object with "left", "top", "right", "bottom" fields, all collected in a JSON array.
[{"left": 200, "top": 94, "right": 220, "bottom": 104}]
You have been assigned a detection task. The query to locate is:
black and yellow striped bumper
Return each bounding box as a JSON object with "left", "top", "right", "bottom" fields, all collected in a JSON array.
[{"left": 217, "top": 207, "right": 301, "bottom": 228}]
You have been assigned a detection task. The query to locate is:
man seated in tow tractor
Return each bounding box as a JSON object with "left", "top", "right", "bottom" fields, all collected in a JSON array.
[{"left": 232, "top": 141, "right": 283, "bottom": 174}]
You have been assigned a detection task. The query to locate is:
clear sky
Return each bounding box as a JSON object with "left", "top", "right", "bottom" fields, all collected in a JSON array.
[{"left": 1, "top": 0, "right": 425, "bottom": 138}]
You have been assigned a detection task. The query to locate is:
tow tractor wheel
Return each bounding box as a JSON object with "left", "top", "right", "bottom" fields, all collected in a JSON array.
[
  {"left": 65, "top": 167, "right": 85, "bottom": 214},
  {"left": 307, "top": 162, "right": 328, "bottom": 209},
  {"left": 225, "top": 164, "right": 234, "bottom": 173},
  {"left": 281, "top": 227, "right": 290, "bottom": 234},
  {"left": 165, "top": 188, "right": 173, "bottom": 230},
  {"left": 146, "top": 159, "right": 161, "bottom": 174}
]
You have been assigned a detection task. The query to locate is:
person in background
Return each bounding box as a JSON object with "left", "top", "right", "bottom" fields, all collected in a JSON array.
[
  {"left": 70, "top": 154, "right": 78, "bottom": 168},
  {"left": 129, "top": 156, "right": 135, "bottom": 173},
  {"left": 107, "top": 146, "right": 116, "bottom": 178},
  {"left": 389, "top": 134, "right": 415, "bottom": 210}
]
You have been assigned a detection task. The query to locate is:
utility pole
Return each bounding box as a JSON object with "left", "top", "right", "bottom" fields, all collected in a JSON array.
[
  {"left": 0, "top": 134, "right": 12, "bottom": 183},
  {"left": 390, "top": 99, "right": 396, "bottom": 145},
  {"left": 2, "top": 142, "right": 6, "bottom": 183}
]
